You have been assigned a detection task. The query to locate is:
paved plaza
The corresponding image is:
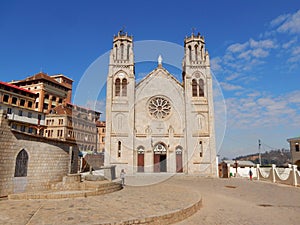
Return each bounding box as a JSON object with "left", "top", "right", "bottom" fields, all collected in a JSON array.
[{"left": 0, "top": 175, "right": 299, "bottom": 225}]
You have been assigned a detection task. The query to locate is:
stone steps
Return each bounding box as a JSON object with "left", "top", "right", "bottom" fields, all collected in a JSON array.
[{"left": 8, "top": 180, "right": 122, "bottom": 200}]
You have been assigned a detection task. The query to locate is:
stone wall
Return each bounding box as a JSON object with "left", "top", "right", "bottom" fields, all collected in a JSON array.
[{"left": 0, "top": 111, "right": 78, "bottom": 197}]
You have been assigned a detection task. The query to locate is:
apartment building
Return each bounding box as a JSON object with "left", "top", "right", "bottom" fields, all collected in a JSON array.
[
  {"left": 44, "top": 102, "right": 101, "bottom": 152},
  {"left": 10, "top": 72, "right": 73, "bottom": 113},
  {"left": 0, "top": 81, "right": 45, "bottom": 135},
  {"left": 96, "top": 121, "right": 106, "bottom": 152}
]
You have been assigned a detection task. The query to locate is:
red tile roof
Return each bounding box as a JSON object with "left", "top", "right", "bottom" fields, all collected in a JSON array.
[
  {"left": 0, "top": 81, "right": 36, "bottom": 95},
  {"left": 11, "top": 72, "right": 72, "bottom": 89}
]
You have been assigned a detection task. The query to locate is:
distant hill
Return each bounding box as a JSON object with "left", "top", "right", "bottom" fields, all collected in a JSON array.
[{"left": 234, "top": 149, "right": 291, "bottom": 166}]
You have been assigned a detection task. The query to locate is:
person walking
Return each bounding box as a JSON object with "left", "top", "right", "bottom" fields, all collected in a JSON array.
[
  {"left": 249, "top": 168, "right": 253, "bottom": 181},
  {"left": 120, "top": 169, "right": 126, "bottom": 187}
]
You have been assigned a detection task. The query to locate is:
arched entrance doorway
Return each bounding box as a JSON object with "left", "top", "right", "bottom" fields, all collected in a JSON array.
[
  {"left": 14, "top": 149, "right": 29, "bottom": 177},
  {"left": 176, "top": 146, "right": 183, "bottom": 173},
  {"left": 153, "top": 143, "right": 167, "bottom": 172},
  {"left": 137, "top": 146, "right": 144, "bottom": 172}
]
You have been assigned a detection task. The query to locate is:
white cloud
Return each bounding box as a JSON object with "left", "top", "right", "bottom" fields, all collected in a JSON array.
[
  {"left": 226, "top": 73, "right": 239, "bottom": 81},
  {"left": 220, "top": 82, "right": 243, "bottom": 91},
  {"left": 223, "top": 38, "right": 275, "bottom": 73},
  {"left": 277, "top": 9, "right": 300, "bottom": 34},
  {"left": 249, "top": 38, "right": 276, "bottom": 49},
  {"left": 211, "top": 57, "right": 222, "bottom": 71},
  {"left": 225, "top": 91, "right": 300, "bottom": 129},
  {"left": 287, "top": 46, "right": 300, "bottom": 64},
  {"left": 270, "top": 13, "right": 290, "bottom": 27},
  {"left": 251, "top": 48, "right": 269, "bottom": 58},
  {"left": 282, "top": 37, "right": 297, "bottom": 49},
  {"left": 292, "top": 46, "right": 300, "bottom": 55},
  {"left": 227, "top": 42, "right": 248, "bottom": 53},
  {"left": 237, "top": 50, "right": 251, "bottom": 60}
]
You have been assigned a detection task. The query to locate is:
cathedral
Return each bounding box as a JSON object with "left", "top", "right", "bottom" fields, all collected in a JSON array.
[{"left": 105, "top": 31, "right": 217, "bottom": 176}]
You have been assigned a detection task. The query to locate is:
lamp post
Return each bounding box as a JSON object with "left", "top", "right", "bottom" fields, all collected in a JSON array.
[{"left": 258, "top": 139, "right": 262, "bottom": 166}]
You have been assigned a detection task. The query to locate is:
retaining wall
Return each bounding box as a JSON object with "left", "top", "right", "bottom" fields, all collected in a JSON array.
[{"left": 0, "top": 111, "right": 79, "bottom": 197}]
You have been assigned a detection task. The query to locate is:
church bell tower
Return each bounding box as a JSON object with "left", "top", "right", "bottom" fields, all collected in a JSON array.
[
  {"left": 105, "top": 30, "right": 135, "bottom": 174},
  {"left": 182, "top": 32, "right": 216, "bottom": 176}
]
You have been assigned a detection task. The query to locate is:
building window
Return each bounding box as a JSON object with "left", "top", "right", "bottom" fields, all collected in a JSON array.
[
  {"left": 122, "top": 78, "right": 127, "bottom": 96},
  {"left": 195, "top": 44, "right": 198, "bottom": 61},
  {"left": 43, "top": 103, "right": 48, "bottom": 110},
  {"left": 115, "top": 44, "right": 118, "bottom": 60},
  {"left": 120, "top": 43, "right": 124, "bottom": 60},
  {"left": 28, "top": 101, "right": 33, "bottom": 108},
  {"left": 127, "top": 44, "right": 130, "bottom": 60},
  {"left": 12, "top": 97, "right": 17, "bottom": 105},
  {"left": 28, "top": 127, "right": 33, "bottom": 133},
  {"left": 118, "top": 141, "right": 121, "bottom": 157},
  {"left": 20, "top": 99, "right": 25, "bottom": 106},
  {"left": 188, "top": 45, "right": 192, "bottom": 62},
  {"left": 59, "top": 119, "right": 63, "bottom": 125},
  {"left": 192, "top": 79, "right": 197, "bottom": 97},
  {"left": 7, "top": 108, "right": 12, "bottom": 114},
  {"left": 296, "top": 143, "right": 299, "bottom": 152},
  {"left": 28, "top": 112, "right": 32, "bottom": 118},
  {"left": 115, "top": 78, "right": 121, "bottom": 96},
  {"left": 47, "top": 130, "right": 53, "bottom": 137},
  {"left": 57, "top": 130, "right": 63, "bottom": 137},
  {"left": 3, "top": 94, "right": 9, "bottom": 103},
  {"left": 20, "top": 125, "right": 26, "bottom": 132},
  {"left": 199, "top": 79, "right": 204, "bottom": 97},
  {"left": 14, "top": 149, "right": 29, "bottom": 177},
  {"left": 18, "top": 110, "right": 23, "bottom": 116},
  {"left": 11, "top": 123, "right": 17, "bottom": 129}
]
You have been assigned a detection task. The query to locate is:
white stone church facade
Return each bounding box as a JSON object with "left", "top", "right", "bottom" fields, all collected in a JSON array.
[{"left": 105, "top": 32, "right": 217, "bottom": 176}]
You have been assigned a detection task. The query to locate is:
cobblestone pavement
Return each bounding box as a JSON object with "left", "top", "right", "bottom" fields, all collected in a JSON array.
[{"left": 0, "top": 175, "right": 300, "bottom": 225}]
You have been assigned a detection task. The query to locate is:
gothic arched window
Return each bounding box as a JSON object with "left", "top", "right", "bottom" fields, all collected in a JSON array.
[
  {"left": 199, "top": 79, "right": 204, "bottom": 97},
  {"left": 115, "top": 78, "right": 121, "bottom": 96},
  {"left": 14, "top": 149, "right": 28, "bottom": 177},
  {"left": 121, "top": 78, "right": 127, "bottom": 96},
  {"left": 127, "top": 44, "right": 130, "bottom": 60},
  {"left": 188, "top": 45, "right": 192, "bottom": 62},
  {"left": 115, "top": 44, "right": 118, "bottom": 60},
  {"left": 195, "top": 45, "right": 198, "bottom": 61},
  {"left": 192, "top": 79, "right": 198, "bottom": 97},
  {"left": 120, "top": 43, "right": 124, "bottom": 60}
]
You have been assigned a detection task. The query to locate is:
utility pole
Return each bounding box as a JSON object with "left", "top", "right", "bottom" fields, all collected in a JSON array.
[{"left": 258, "top": 139, "right": 262, "bottom": 165}]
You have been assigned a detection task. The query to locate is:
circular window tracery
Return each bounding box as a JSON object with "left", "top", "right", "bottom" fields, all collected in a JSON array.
[{"left": 148, "top": 96, "right": 171, "bottom": 120}]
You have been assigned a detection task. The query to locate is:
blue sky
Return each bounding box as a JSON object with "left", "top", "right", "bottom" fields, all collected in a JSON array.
[{"left": 1, "top": 0, "right": 300, "bottom": 159}]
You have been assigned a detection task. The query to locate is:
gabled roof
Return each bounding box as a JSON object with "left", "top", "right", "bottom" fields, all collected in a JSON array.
[
  {"left": 11, "top": 72, "right": 72, "bottom": 89},
  {"left": 136, "top": 66, "right": 182, "bottom": 89}
]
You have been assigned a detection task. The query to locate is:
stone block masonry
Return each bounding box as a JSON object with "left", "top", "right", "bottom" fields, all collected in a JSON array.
[{"left": 0, "top": 111, "right": 79, "bottom": 197}]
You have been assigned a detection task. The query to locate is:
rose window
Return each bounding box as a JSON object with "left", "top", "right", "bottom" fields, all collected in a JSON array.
[{"left": 148, "top": 96, "right": 171, "bottom": 119}]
